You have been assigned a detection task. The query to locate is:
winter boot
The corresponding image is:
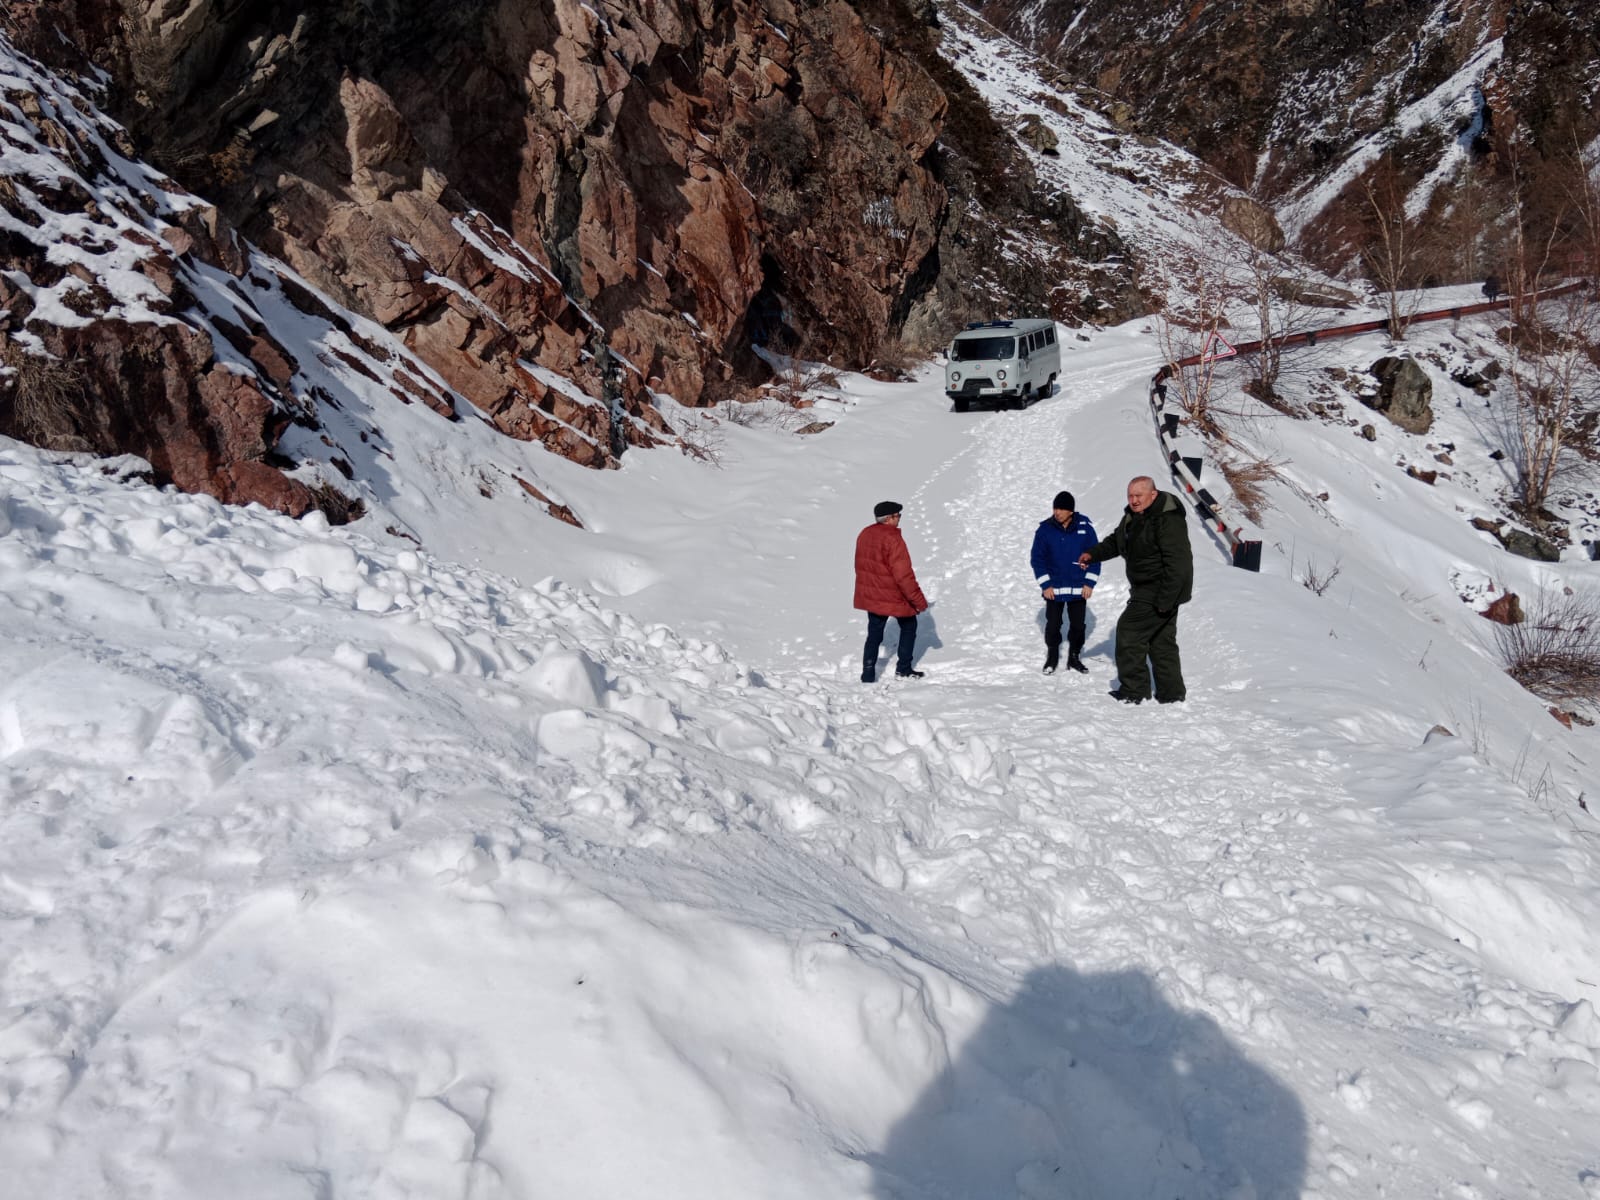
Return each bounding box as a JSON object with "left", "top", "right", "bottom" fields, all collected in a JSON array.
[
  {"left": 1066, "top": 654, "right": 1088, "bottom": 673},
  {"left": 895, "top": 667, "right": 926, "bottom": 679},
  {"left": 861, "top": 667, "right": 875, "bottom": 683},
  {"left": 1042, "top": 651, "right": 1059, "bottom": 675},
  {"left": 1109, "top": 687, "right": 1142, "bottom": 705}
]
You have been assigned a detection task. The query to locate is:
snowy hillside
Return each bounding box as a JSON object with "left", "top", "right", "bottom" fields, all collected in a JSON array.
[
  {"left": 5, "top": 297, "right": 1600, "bottom": 1198},
  {"left": 5, "top": 6, "right": 1600, "bottom": 1200},
  {"left": 938, "top": 4, "right": 1327, "bottom": 307}
]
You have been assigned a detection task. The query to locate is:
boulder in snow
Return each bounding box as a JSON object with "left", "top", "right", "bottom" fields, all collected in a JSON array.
[{"left": 1366, "top": 357, "right": 1433, "bottom": 434}]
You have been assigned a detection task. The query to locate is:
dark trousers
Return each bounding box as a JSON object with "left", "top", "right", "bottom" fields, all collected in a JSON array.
[
  {"left": 864, "top": 612, "right": 917, "bottom": 675},
  {"left": 1044, "top": 597, "right": 1086, "bottom": 662},
  {"left": 1114, "top": 592, "right": 1185, "bottom": 701}
]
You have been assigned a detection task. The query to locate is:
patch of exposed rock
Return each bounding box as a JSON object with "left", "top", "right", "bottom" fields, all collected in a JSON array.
[
  {"left": 20, "top": 0, "right": 951, "bottom": 424},
  {"left": 975, "top": 0, "right": 1600, "bottom": 272},
  {"left": 1365, "top": 356, "right": 1433, "bottom": 434}
]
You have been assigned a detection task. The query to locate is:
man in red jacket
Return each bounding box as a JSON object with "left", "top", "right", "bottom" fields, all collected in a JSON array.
[{"left": 854, "top": 500, "right": 930, "bottom": 683}]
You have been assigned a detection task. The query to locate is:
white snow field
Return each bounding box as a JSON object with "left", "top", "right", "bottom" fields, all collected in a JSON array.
[{"left": 4, "top": 310, "right": 1600, "bottom": 1200}]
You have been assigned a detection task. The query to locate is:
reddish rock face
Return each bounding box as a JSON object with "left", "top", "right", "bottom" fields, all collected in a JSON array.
[
  {"left": 7, "top": 1, "right": 1106, "bottom": 513},
  {"left": 21, "top": 0, "right": 949, "bottom": 447},
  {"left": 1482, "top": 593, "right": 1526, "bottom": 626},
  {"left": 0, "top": 39, "right": 318, "bottom": 517}
]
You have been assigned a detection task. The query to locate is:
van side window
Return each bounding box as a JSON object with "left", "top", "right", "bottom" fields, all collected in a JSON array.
[{"left": 1046, "top": 328, "right": 1056, "bottom": 345}]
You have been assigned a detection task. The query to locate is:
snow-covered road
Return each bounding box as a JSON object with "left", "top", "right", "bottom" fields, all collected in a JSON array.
[{"left": 3, "top": 325, "right": 1598, "bottom": 1199}]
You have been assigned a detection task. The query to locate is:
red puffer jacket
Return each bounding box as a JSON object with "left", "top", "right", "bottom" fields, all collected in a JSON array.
[{"left": 853, "top": 522, "right": 928, "bottom": 617}]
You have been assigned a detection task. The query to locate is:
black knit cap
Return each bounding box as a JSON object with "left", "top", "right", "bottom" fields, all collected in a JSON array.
[
  {"left": 1053, "top": 491, "right": 1075, "bottom": 511},
  {"left": 874, "top": 500, "right": 903, "bottom": 519}
]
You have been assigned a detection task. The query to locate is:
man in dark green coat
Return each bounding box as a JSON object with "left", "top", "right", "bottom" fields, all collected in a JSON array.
[{"left": 1077, "top": 475, "right": 1194, "bottom": 704}]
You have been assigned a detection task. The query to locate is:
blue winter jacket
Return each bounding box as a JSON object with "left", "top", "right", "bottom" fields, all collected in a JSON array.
[{"left": 1030, "top": 513, "right": 1102, "bottom": 595}]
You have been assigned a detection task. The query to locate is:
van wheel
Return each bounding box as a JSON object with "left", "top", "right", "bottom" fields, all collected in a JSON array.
[
  {"left": 1045, "top": 373, "right": 1056, "bottom": 399},
  {"left": 953, "top": 397, "right": 969, "bottom": 413},
  {"left": 1016, "top": 385, "right": 1032, "bottom": 410}
]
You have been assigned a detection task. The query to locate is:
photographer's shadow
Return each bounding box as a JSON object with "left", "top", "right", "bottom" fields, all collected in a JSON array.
[{"left": 870, "top": 963, "right": 1307, "bottom": 1199}]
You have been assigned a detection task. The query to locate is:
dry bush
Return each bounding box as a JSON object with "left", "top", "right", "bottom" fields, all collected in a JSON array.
[
  {"left": 1496, "top": 590, "right": 1600, "bottom": 707},
  {"left": 1217, "top": 455, "right": 1284, "bottom": 525},
  {"left": 1301, "top": 558, "right": 1342, "bottom": 597},
  {"left": 722, "top": 397, "right": 781, "bottom": 427},
  {"left": 676, "top": 415, "right": 725, "bottom": 466},
  {"left": 866, "top": 335, "right": 919, "bottom": 380},
  {"left": 2, "top": 342, "right": 88, "bottom": 450},
  {"left": 308, "top": 482, "right": 366, "bottom": 526},
  {"left": 766, "top": 343, "right": 846, "bottom": 403}
]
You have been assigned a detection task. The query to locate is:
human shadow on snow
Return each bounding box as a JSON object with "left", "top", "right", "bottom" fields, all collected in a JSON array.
[
  {"left": 875, "top": 602, "right": 944, "bottom": 673},
  {"left": 870, "top": 963, "right": 1307, "bottom": 1200},
  {"left": 1031, "top": 605, "right": 1100, "bottom": 660}
]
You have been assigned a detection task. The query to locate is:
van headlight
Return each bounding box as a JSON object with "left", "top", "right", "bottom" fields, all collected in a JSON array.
[
  {"left": 997, "top": 368, "right": 1007, "bottom": 381},
  {"left": 950, "top": 371, "right": 960, "bottom": 382}
]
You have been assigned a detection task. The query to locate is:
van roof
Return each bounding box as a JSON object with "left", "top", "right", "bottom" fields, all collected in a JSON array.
[{"left": 956, "top": 319, "right": 1054, "bottom": 334}]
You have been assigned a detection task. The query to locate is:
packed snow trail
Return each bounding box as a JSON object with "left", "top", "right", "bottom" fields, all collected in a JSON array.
[
  {"left": 3, "top": 325, "right": 1599, "bottom": 1199},
  {"left": 849, "top": 336, "right": 1600, "bottom": 1196}
]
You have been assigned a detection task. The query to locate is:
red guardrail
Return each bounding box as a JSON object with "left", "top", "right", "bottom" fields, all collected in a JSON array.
[
  {"left": 1167, "top": 282, "right": 1590, "bottom": 370},
  {"left": 1150, "top": 280, "right": 1590, "bottom": 571}
]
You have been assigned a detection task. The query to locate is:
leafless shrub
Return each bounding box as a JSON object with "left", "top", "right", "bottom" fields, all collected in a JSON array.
[
  {"left": 722, "top": 397, "right": 791, "bottom": 427},
  {"left": 1497, "top": 264, "right": 1599, "bottom": 523},
  {"left": 677, "top": 414, "right": 724, "bottom": 467},
  {"left": 1301, "top": 557, "right": 1343, "bottom": 597},
  {"left": 766, "top": 342, "right": 844, "bottom": 405},
  {"left": 1359, "top": 160, "right": 1434, "bottom": 340},
  {"left": 1217, "top": 454, "right": 1284, "bottom": 525},
  {"left": 307, "top": 482, "right": 366, "bottom": 526},
  {"left": 1, "top": 342, "right": 88, "bottom": 450},
  {"left": 866, "top": 335, "right": 920, "bottom": 381},
  {"left": 1496, "top": 590, "right": 1600, "bottom": 707}
]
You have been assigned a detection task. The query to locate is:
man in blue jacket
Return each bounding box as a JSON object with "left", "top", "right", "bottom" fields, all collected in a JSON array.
[{"left": 1030, "top": 490, "right": 1100, "bottom": 674}]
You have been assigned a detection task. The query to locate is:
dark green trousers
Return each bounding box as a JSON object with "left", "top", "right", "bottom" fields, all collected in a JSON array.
[{"left": 1114, "top": 592, "right": 1185, "bottom": 702}]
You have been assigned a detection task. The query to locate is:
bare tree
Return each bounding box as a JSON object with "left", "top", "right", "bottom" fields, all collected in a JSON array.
[
  {"left": 1502, "top": 284, "right": 1598, "bottom": 521},
  {"left": 1359, "top": 159, "right": 1431, "bottom": 339},
  {"left": 1154, "top": 304, "right": 1230, "bottom": 440},
  {"left": 1234, "top": 238, "right": 1311, "bottom": 402},
  {"left": 1499, "top": 142, "right": 1600, "bottom": 521},
  {"left": 1431, "top": 161, "right": 1502, "bottom": 285},
  {"left": 1154, "top": 223, "right": 1315, "bottom": 432},
  {"left": 1561, "top": 134, "right": 1600, "bottom": 288}
]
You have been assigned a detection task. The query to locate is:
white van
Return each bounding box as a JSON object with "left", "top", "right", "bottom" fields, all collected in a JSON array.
[{"left": 945, "top": 319, "right": 1061, "bottom": 412}]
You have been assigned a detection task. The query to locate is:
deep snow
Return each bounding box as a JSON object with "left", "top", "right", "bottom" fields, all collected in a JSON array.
[
  {"left": 5, "top": 9, "right": 1600, "bottom": 1199},
  {"left": 4, "top": 308, "right": 1599, "bottom": 1199}
]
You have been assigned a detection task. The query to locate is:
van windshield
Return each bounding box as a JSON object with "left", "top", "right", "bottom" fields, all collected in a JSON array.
[{"left": 951, "top": 336, "right": 1015, "bottom": 362}]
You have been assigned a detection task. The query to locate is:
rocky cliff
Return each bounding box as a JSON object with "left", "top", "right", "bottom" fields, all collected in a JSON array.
[
  {"left": 1, "top": 0, "right": 1154, "bottom": 511},
  {"left": 976, "top": 0, "right": 1600, "bottom": 274},
  {"left": 12, "top": 2, "right": 955, "bottom": 428}
]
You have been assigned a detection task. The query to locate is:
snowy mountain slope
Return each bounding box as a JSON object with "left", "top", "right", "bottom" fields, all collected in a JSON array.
[
  {"left": 1277, "top": 38, "right": 1504, "bottom": 245},
  {"left": 938, "top": 6, "right": 1307, "bottom": 307},
  {"left": 4, "top": 300, "right": 1599, "bottom": 1198}
]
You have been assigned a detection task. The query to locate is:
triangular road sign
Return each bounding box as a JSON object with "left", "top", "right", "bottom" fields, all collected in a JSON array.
[{"left": 1200, "top": 330, "right": 1237, "bottom": 361}]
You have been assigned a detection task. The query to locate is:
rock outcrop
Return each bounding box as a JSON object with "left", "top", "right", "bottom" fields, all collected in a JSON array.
[
  {"left": 18, "top": 0, "right": 950, "bottom": 426},
  {"left": 6, "top": 1, "right": 1141, "bottom": 510},
  {"left": 0, "top": 39, "right": 320, "bottom": 515},
  {"left": 976, "top": 0, "right": 1600, "bottom": 272},
  {"left": 1366, "top": 356, "right": 1433, "bottom": 434}
]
